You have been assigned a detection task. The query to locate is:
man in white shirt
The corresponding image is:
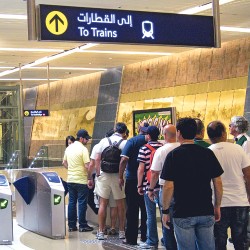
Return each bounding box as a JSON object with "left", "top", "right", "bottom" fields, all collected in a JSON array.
[
  {"left": 148, "top": 124, "right": 180, "bottom": 250},
  {"left": 207, "top": 121, "right": 250, "bottom": 250},
  {"left": 95, "top": 122, "right": 127, "bottom": 240}
]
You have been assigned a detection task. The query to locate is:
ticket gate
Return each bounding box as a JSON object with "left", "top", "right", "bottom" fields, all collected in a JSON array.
[
  {"left": 0, "top": 174, "right": 13, "bottom": 244},
  {"left": 14, "top": 170, "right": 65, "bottom": 239}
]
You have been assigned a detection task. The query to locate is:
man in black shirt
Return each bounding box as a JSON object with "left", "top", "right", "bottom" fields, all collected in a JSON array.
[{"left": 161, "top": 117, "right": 224, "bottom": 250}]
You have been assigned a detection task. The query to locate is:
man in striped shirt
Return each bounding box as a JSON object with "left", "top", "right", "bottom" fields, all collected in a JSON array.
[{"left": 137, "top": 126, "right": 163, "bottom": 249}]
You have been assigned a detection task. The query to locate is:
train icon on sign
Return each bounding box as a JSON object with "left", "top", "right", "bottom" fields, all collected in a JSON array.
[{"left": 142, "top": 21, "right": 154, "bottom": 39}]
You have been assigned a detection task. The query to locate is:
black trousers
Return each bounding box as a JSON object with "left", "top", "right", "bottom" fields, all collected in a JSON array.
[
  {"left": 125, "top": 179, "right": 147, "bottom": 244},
  {"left": 87, "top": 173, "right": 99, "bottom": 215},
  {"left": 215, "top": 206, "right": 249, "bottom": 250}
]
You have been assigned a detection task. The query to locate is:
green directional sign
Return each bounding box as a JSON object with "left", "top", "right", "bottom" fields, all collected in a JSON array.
[
  {"left": 54, "top": 194, "right": 62, "bottom": 205},
  {"left": 0, "top": 198, "right": 8, "bottom": 209}
]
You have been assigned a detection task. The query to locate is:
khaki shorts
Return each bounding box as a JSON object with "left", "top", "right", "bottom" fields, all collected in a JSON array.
[{"left": 94, "top": 172, "right": 125, "bottom": 201}]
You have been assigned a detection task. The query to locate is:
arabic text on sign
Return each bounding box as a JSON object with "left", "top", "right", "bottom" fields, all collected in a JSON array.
[{"left": 77, "top": 13, "right": 133, "bottom": 27}]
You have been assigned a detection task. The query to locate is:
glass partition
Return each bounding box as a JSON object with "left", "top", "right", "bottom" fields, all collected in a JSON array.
[{"left": 29, "top": 144, "right": 65, "bottom": 168}]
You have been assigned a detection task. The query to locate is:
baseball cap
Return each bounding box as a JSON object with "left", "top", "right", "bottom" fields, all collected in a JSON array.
[
  {"left": 140, "top": 122, "right": 150, "bottom": 133},
  {"left": 146, "top": 126, "right": 160, "bottom": 140},
  {"left": 76, "top": 129, "right": 92, "bottom": 140}
]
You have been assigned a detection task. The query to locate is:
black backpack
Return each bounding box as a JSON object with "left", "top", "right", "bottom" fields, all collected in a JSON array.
[{"left": 101, "top": 137, "right": 123, "bottom": 173}]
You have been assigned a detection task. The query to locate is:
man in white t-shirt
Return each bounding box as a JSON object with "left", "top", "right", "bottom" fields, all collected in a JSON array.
[
  {"left": 148, "top": 124, "right": 180, "bottom": 250},
  {"left": 95, "top": 122, "right": 127, "bottom": 240},
  {"left": 207, "top": 121, "right": 250, "bottom": 250},
  {"left": 88, "top": 131, "right": 118, "bottom": 236}
]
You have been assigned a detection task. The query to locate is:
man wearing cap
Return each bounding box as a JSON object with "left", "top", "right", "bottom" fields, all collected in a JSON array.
[
  {"left": 119, "top": 122, "right": 149, "bottom": 245},
  {"left": 137, "top": 125, "right": 163, "bottom": 249},
  {"left": 229, "top": 116, "right": 250, "bottom": 157},
  {"left": 63, "top": 129, "right": 93, "bottom": 233}
]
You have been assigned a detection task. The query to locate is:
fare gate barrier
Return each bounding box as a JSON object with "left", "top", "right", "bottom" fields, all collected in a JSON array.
[
  {"left": 0, "top": 174, "right": 13, "bottom": 244},
  {"left": 14, "top": 169, "right": 65, "bottom": 239}
]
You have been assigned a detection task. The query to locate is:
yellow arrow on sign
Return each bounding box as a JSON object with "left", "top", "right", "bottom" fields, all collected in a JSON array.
[{"left": 45, "top": 11, "right": 68, "bottom": 35}]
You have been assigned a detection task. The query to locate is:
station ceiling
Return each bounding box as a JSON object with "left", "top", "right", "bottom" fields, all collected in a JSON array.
[{"left": 0, "top": 0, "right": 249, "bottom": 88}]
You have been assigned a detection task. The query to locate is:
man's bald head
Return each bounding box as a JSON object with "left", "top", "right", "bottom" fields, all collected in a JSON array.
[
  {"left": 163, "top": 124, "right": 177, "bottom": 142},
  {"left": 207, "top": 121, "right": 227, "bottom": 144}
]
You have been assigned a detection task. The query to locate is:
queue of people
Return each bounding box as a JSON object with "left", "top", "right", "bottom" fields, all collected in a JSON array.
[{"left": 62, "top": 115, "right": 250, "bottom": 250}]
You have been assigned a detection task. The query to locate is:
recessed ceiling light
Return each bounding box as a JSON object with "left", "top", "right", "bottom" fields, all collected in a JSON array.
[
  {"left": 0, "top": 78, "right": 61, "bottom": 81},
  {"left": 0, "top": 48, "right": 63, "bottom": 52},
  {"left": 79, "top": 50, "right": 171, "bottom": 56},
  {"left": 221, "top": 26, "right": 250, "bottom": 33},
  {"left": 0, "top": 43, "right": 98, "bottom": 77},
  {"left": 27, "top": 66, "right": 106, "bottom": 71},
  {"left": 0, "top": 14, "right": 27, "bottom": 20},
  {"left": 179, "top": 0, "right": 235, "bottom": 14}
]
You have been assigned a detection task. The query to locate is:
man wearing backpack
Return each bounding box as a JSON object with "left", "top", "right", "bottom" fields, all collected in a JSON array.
[
  {"left": 95, "top": 122, "right": 127, "bottom": 240},
  {"left": 137, "top": 126, "right": 163, "bottom": 249}
]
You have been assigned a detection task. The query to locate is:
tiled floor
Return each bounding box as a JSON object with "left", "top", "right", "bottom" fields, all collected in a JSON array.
[{"left": 0, "top": 219, "right": 235, "bottom": 250}]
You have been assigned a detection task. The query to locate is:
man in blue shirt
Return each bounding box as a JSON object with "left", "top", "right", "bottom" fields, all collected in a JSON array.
[{"left": 119, "top": 122, "right": 149, "bottom": 245}]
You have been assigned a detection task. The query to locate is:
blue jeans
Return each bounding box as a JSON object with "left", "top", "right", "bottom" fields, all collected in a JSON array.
[
  {"left": 144, "top": 191, "right": 161, "bottom": 247},
  {"left": 67, "top": 183, "right": 89, "bottom": 229},
  {"left": 159, "top": 189, "right": 177, "bottom": 250},
  {"left": 214, "top": 206, "right": 249, "bottom": 250},
  {"left": 173, "top": 215, "right": 215, "bottom": 250}
]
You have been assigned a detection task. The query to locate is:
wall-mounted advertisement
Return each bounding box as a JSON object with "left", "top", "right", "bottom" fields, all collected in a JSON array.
[{"left": 133, "top": 107, "right": 176, "bottom": 139}]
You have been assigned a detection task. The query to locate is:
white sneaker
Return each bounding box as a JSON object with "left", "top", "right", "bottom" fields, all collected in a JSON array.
[
  {"left": 96, "top": 231, "right": 105, "bottom": 240},
  {"left": 139, "top": 242, "right": 158, "bottom": 249},
  {"left": 119, "top": 231, "right": 125, "bottom": 239}
]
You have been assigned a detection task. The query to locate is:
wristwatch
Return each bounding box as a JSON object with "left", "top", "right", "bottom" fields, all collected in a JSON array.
[
  {"left": 148, "top": 188, "right": 154, "bottom": 192},
  {"left": 162, "top": 208, "right": 170, "bottom": 214}
]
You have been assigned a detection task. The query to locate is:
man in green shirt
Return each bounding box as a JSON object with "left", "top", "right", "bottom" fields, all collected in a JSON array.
[{"left": 194, "top": 118, "right": 210, "bottom": 148}]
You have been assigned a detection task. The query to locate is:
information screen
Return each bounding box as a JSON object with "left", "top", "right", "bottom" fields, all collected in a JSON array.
[
  {"left": 0, "top": 175, "right": 8, "bottom": 186},
  {"left": 38, "top": 4, "right": 215, "bottom": 47},
  {"left": 42, "top": 172, "right": 61, "bottom": 183}
]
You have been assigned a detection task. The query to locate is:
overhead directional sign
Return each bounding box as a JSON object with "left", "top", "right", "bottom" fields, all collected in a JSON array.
[
  {"left": 24, "top": 110, "right": 49, "bottom": 117},
  {"left": 38, "top": 4, "right": 215, "bottom": 47}
]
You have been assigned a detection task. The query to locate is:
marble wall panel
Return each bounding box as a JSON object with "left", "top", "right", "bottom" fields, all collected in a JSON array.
[
  {"left": 36, "top": 84, "right": 48, "bottom": 108},
  {"left": 181, "top": 95, "right": 196, "bottom": 117},
  {"left": 237, "top": 38, "right": 250, "bottom": 77},
  {"left": 186, "top": 49, "right": 201, "bottom": 84},
  {"left": 223, "top": 40, "right": 240, "bottom": 79},
  {"left": 29, "top": 72, "right": 101, "bottom": 157},
  {"left": 198, "top": 48, "right": 213, "bottom": 83},
  {"left": 165, "top": 55, "right": 178, "bottom": 87},
  {"left": 176, "top": 52, "right": 189, "bottom": 86},
  {"left": 193, "top": 93, "right": 208, "bottom": 121},
  {"left": 209, "top": 47, "right": 225, "bottom": 81},
  {"left": 156, "top": 57, "right": 171, "bottom": 88}
]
